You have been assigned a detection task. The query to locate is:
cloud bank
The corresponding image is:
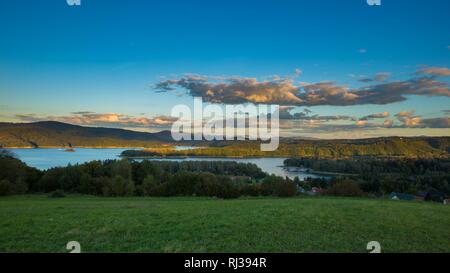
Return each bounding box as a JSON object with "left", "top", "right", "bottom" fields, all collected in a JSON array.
[
  {"left": 155, "top": 69, "right": 450, "bottom": 106},
  {"left": 15, "top": 112, "right": 177, "bottom": 129}
]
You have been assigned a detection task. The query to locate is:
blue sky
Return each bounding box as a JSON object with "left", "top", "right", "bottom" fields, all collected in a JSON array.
[{"left": 0, "top": 0, "right": 449, "bottom": 138}]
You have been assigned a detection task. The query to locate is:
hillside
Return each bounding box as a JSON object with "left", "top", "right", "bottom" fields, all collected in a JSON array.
[
  {"left": 0, "top": 122, "right": 449, "bottom": 158},
  {"left": 123, "top": 137, "right": 450, "bottom": 159},
  {"left": 0, "top": 196, "right": 449, "bottom": 252},
  {"left": 0, "top": 121, "right": 173, "bottom": 148}
]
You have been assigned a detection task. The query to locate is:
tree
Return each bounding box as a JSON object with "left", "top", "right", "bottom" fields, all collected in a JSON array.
[
  {"left": 11, "top": 178, "right": 28, "bottom": 194},
  {"left": 102, "top": 176, "right": 135, "bottom": 197},
  {"left": 110, "top": 159, "right": 132, "bottom": 180},
  {"left": 0, "top": 180, "right": 12, "bottom": 196},
  {"left": 141, "top": 175, "right": 157, "bottom": 196},
  {"left": 79, "top": 173, "right": 94, "bottom": 194},
  {"left": 274, "top": 181, "right": 297, "bottom": 197},
  {"left": 327, "top": 180, "right": 364, "bottom": 197}
]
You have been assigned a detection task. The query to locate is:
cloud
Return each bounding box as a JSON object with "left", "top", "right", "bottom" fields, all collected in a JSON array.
[
  {"left": 14, "top": 112, "right": 177, "bottom": 129},
  {"left": 416, "top": 67, "right": 450, "bottom": 77},
  {"left": 287, "top": 120, "right": 381, "bottom": 133},
  {"left": 360, "top": 112, "right": 390, "bottom": 121},
  {"left": 394, "top": 111, "right": 450, "bottom": 128},
  {"left": 155, "top": 70, "right": 450, "bottom": 106},
  {"left": 420, "top": 117, "right": 450, "bottom": 128},
  {"left": 395, "top": 110, "right": 415, "bottom": 118},
  {"left": 359, "top": 48, "right": 367, "bottom": 54},
  {"left": 356, "top": 120, "right": 369, "bottom": 126},
  {"left": 403, "top": 117, "right": 423, "bottom": 127},
  {"left": 278, "top": 108, "right": 354, "bottom": 121},
  {"left": 353, "top": 77, "right": 450, "bottom": 104},
  {"left": 156, "top": 76, "right": 303, "bottom": 105},
  {"left": 357, "top": 73, "right": 391, "bottom": 83},
  {"left": 395, "top": 110, "right": 418, "bottom": 127},
  {"left": 383, "top": 119, "right": 394, "bottom": 128},
  {"left": 295, "top": 68, "right": 303, "bottom": 77},
  {"left": 285, "top": 116, "right": 450, "bottom": 135},
  {"left": 357, "top": 77, "right": 374, "bottom": 83},
  {"left": 70, "top": 111, "right": 95, "bottom": 115},
  {"left": 374, "top": 72, "right": 391, "bottom": 82},
  {"left": 278, "top": 108, "right": 450, "bottom": 134}
]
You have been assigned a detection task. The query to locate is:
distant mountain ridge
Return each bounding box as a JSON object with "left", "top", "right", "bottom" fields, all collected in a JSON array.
[
  {"left": 0, "top": 121, "right": 173, "bottom": 148},
  {"left": 0, "top": 122, "right": 449, "bottom": 158}
]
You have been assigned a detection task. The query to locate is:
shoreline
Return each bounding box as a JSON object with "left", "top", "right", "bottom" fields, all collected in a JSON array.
[
  {"left": 121, "top": 155, "right": 290, "bottom": 159},
  {"left": 3, "top": 146, "right": 150, "bottom": 149}
]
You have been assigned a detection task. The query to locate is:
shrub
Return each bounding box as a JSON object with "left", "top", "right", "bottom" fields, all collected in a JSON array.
[
  {"left": 274, "top": 181, "right": 298, "bottom": 197},
  {"left": 102, "top": 176, "right": 135, "bottom": 197},
  {"left": 48, "top": 189, "right": 66, "bottom": 198},
  {"left": 110, "top": 159, "right": 132, "bottom": 179},
  {"left": 0, "top": 180, "right": 13, "bottom": 196},
  {"left": 0, "top": 155, "right": 32, "bottom": 185},
  {"left": 11, "top": 178, "right": 28, "bottom": 194},
  {"left": 239, "top": 183, "right": 261, "bottom": 197},
  {"left": 216, "top": 179, "right": 240, "bottom": 199},
  {"left": 168, "top": 172, "right": 197, "bottom": 196},
  {"left": 37, "top": 168, "right": 65, "bottom": 192},
  {"left": 141, "top": 175, "right": 158, "bottom": 196},
  {"left": 193, "top": 173, "right": 219, "bottom": 197},
  {"left": 79, "top": 173, "right": 94, "bottom": 194},
  {"left": 327, "top": 180, "right": 365, "bottom": 197},
  {"left": 260, "top": 175, "right": 283, "bottom": 196}
]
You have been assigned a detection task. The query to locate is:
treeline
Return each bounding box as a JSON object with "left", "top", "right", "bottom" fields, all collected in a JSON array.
[
  {"left": 286, "top": 158, "right": 450, "bottom": 197},
  {"left": 0, "top": 152, "right": 297, "bottom": 198},
  {"left": 284, "top": 158, "right": 450, "bottom": 175},
  {"left": 121, "top": 137, "right": 449, "bottom": 159},
  {"left": 0, "top": 121, "right": 172, "bottom": 148}
]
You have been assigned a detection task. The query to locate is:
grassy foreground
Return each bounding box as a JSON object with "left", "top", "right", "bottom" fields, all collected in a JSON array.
[{"left": 0, "top": 196, "right": 449, "bottom": 253}]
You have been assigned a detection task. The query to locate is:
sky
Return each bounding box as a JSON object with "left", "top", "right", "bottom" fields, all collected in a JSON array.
[{"left": 0, "top": 0, "right": 449, "bottom": 138}]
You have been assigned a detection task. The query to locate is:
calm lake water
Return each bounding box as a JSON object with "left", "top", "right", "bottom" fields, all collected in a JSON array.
[{"left": 9, "top": 148, "right": 325, "bottom": 180}]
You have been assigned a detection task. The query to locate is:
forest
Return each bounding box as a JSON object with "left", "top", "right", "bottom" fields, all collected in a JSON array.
[
  {"left": 121, "top": 137, "right": 450, "bottom": 159},
  {"left": 0, "top": 150, "right": 296, "bottom": 198},
  {"left": 285, "top": 157, "right": 450, "bottom": 199},
  {"left": 0, "top": 147, "right": 449, "bottom": 202},
  {"left": 2, "top": 122, "right": 449, "bottom": 159}
]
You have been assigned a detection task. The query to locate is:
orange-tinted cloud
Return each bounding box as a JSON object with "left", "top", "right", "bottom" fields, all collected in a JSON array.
[
  {"left": 15, "top": 113, "right": 177, "bottom": 129},
  {"left": 416, "top": 67, "right": 450, "bottom": 77},
  {"left": 155, "top": 69, "right": 450, "bottom": 106}
]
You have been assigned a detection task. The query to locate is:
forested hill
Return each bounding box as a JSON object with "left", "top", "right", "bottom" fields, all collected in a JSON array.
[
  {"left": 0, "top": 121, "right": 173, "bottom": 148},
  {"left": 0, "top": 122, "right": 449, "bottom": 158},
  {"left": 123, "top": 137, "right": 450, "bottom": 159}
]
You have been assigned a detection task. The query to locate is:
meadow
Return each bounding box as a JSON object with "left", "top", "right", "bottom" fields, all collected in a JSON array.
[{"left": 0, "top": 195, "right": 449, "bottom": 253}]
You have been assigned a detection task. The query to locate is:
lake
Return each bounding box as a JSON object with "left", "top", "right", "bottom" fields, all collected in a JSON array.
[{"left": 8, "top": 148, "right": 326, "bottom": 180}]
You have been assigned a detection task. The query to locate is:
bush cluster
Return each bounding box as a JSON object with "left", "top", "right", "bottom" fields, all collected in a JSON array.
[
  {"left": 0, "top": 154, "right": 298, "bottom": 198},
  {"left": 288, "top": 157, "right": 450, "bottom": 196}
]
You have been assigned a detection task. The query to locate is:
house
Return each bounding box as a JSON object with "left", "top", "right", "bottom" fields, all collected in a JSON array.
[
  {"left": 297, "top": 186, "right": 306, "bottom": 194},
  {"left": 415, "top": 191, "right": 427, "bottom": 202},
  {"left": 308, "top": 187, "right": 325, "bottom": 195},
  {"left": 389, "top": 192, "right": 416, "bottom": 201},
  {"left": 424, "top": 190, "right": 447, "bottom": 203}
]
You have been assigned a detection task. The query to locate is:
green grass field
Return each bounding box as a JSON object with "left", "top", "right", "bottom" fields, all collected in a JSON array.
[{"left": 0, "top": 195, "right": 449, "bottom": 253}]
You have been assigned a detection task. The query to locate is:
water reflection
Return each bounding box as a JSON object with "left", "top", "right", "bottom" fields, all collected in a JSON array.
[{"left": 10, "top": 148, "right": 326, "bottom": 180}]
